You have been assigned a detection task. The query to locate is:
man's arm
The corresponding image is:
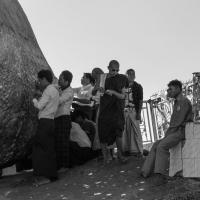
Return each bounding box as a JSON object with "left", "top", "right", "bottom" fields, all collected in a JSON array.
[
  {"left": 73, "top": 97, "right": 91, "bottom": 104},
  {"left": 33, "top": 88, "right": 50, "bottom": 110},
  {"left": 105, "top": 88, "right": 126, "bottom": 99},
  {"left": 136, "top": 85, "right": 143, "bottom": 120}
]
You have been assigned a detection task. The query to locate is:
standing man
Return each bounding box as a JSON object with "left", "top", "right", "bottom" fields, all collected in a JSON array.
[
  {"left": 55, "top": 70, "right": 74, "bottom": 172},
  {"left": 141, "top": 80, "right": 193, "bottom": 185},
  {"left": 98, "top": 60, "right": 129, "bottom": 164},
  {"left": 122, "top": 69, "right": 143, "bottom": 156},
  {"left": 73, "top": 73, "right": 94, "bottom": 120},
  {"left": 32, "top": 69, "right": 59, "bottom": 186}
]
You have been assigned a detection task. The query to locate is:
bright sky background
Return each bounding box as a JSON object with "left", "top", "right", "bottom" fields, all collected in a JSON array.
[{"left": 18, "top": 0, "right": 200, "bottom": 99}]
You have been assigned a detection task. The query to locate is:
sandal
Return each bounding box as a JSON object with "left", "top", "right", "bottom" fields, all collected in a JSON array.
[{"left": 32, "top": 177, "right": 50, "bottom": 187}]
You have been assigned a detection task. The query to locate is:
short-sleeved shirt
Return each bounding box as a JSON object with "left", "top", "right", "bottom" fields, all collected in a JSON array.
[
  {"left": 55, "top": 86, "right": 74, "bottom": 117},
  {"left": 166, "top": 95, "right": 193, "bottom": 137},
  {"left": 73, "top": 84, "right": 94, "bottom": 107}
]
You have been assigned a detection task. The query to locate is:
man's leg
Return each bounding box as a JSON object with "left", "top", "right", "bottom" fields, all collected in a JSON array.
[
  {"left": 154, "top": 133, "right": 182, "bottom": 175},
  {"left": 116, "top": 135, "right": 128, "bottom": 163},
  {"left": 100, "top": 143, "right": 109, "bottom": 164},
  {"left": 141, "top": 140, "right": 160, "bottom": 177}
]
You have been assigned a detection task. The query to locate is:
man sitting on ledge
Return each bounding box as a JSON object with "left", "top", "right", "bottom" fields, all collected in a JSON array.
[{"left": 141, "top": 79, "right": 193, "bottom": 185}]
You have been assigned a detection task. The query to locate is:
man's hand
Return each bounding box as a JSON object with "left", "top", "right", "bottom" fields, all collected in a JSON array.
[
  {"left": 105, "top": 89, "right": 115, "bottom": 96},
  {"left": 33, "top": 89, "right": 42, "bottom": 99}
]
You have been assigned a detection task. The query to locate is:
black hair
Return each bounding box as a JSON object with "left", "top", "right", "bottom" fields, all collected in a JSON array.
[
  {"left": 84, "top": 73, "right": 93, "bottom": 83},
  {"left": 61, "top": 70, "right": 73, "bottom": 86},
  {"left": 126, "top": 68, "right": 135, "bottom": 75},
  {"left": 91, "top": 68, "right": 104, "bottom": 75},
  {"left": 168, "top": 79, "right": 182, "bottom": 91},
  {"left": 108, "top": 60, "right": 119, "bottom": 68},
  {"left": 37, "top": 69, "right": 53, "bottom": 83}
]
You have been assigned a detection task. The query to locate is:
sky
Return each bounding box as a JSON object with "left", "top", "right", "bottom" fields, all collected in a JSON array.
[{"left": 18, "top": 0, "right": 200, "bottom": 99}]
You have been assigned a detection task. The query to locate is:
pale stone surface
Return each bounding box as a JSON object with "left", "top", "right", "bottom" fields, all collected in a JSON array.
[
  {"left": 193, "top": 122, "right": 200, "bottom": 139},
  {"left": 182, "top": 139, "right": 195, "bottom": 159},
  {"left": 169, "top": 142, "right": 183, "bottom": 177},
  {"left": 169, "top": 122, "right": 200, "bottom": 177},
  {"left": 183, "top": 159, "right": 195, "bottom": 177}
]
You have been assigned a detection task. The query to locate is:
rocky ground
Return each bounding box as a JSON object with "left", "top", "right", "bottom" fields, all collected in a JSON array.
[{"left": 0, "top": 156, "right": 200, "bottom": 200}]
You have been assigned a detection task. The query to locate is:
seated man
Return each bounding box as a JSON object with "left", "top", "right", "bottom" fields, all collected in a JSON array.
[
  {"left": 141, "top": 79, "right": 193, "bottom": 185},
  {"left": 69, "top": 110, "right": 100, "bottom": 167}
]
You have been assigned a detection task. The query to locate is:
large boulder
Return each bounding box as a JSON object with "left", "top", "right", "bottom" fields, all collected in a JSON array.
[{"left": 0, "top": 0, "right": 52, "bottom": 168}]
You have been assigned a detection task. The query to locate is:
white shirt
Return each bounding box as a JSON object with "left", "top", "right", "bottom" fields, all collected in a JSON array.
[
  {"left": 55, "top": 86, "right": 74, "bottom": 118},
  {"left": 73, "top": 84, "right": 94, "bottom": 107},
  {"left": 33, "top": 84, "right": 59, "bottom": 119},
  {"left": 70, "top": 122, "right": 91, "bottom": 147}
]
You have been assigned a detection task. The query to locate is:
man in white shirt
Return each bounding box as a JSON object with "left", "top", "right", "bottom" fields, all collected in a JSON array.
[
  {"left": 73, "top": 73, "right": 94, "bottom": 119},
  {"left": 32, "top": 69, "right": 59, "bottom": 186},
  {"left": 54, "top": 70, "right": 74, "bottom": 171}
]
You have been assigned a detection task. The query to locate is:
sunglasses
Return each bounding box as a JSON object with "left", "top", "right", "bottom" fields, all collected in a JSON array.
[{"left": 111, "top": 69, "right": 119, "bottom": 72}]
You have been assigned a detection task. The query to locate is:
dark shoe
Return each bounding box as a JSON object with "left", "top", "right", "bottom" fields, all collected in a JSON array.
[{"left": 151, "top": 173, "right": 167, "bottom": 186}]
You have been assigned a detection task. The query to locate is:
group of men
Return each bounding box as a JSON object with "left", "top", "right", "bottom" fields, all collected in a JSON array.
[
  {"left": 31, "top": 60, "right": 144, "bottom": 186},
  {"left": 31, "top": 59, "right": 193, "bottom": 187}
]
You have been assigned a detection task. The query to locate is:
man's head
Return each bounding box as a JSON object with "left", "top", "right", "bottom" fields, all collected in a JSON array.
[
  {"left": 91, "top": 68, "right": 104, "bottom": 81},
  {"left": 58, "top": 70, "right": 73, "bottom": 89},
  {"left": 167, "top": 79, "right": 182, "bottom": 99},
  {"left": 81, "top": 73, "right": 93, "bottom": 86},
  {"left": 126, "top": 69, "right": 135, "bottom": 82},
  {"left": 37, "top": 69, "right": 53, "bottom": 90},
  {"left": 108, "top": 60, "right": 119, "bottom": 76}
]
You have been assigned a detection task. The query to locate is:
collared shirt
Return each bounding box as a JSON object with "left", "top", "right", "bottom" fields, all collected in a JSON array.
[
  {"left": 33, "top": 84, "right": 59, "bottom": 119},
  {"left": 166, "top": 94, "right": 193, "bottom": 136},
  {"left": 73, "top": 84, "right": 94, "bottom": 107},
  {"left": 55, "top": 86, "right": 74, "bottom": 118}
]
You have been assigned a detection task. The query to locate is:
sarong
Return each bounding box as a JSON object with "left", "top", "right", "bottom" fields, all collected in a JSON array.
[
  {"left": 55, "top": 115, "right": 71, "bottom": 169},
  {"left": 32, "top": 118, "right": 57, "bottom": 179},
  {"left": 122, "top": 108, "right": 143, "bottom": 154}
]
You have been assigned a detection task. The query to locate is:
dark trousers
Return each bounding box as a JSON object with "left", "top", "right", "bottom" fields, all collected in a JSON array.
[
  {"left": 55, "top": 115, "right": 71, "bottom": 169},
  {"left": 32, "top": 118, "right": 57, "bottom": 179}
]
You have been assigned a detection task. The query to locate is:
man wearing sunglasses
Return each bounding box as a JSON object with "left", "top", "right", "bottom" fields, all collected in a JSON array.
[{"left": 98, "top": 60, "right": 129, "bottom": 164}]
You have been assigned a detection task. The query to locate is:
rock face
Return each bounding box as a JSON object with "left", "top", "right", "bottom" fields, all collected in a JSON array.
[{"left": 0, "top": 0, "right": 52, "bottom": 168}]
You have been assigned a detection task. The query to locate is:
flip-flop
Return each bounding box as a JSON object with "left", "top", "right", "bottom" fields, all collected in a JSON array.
[{"left": 32, "top": 178, "right": 50, "bottom": 187}]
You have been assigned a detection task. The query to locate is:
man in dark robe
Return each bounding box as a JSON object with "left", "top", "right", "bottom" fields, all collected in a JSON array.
[{"left": 98, "top": 60, "right": 129, "bottom": 164}]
